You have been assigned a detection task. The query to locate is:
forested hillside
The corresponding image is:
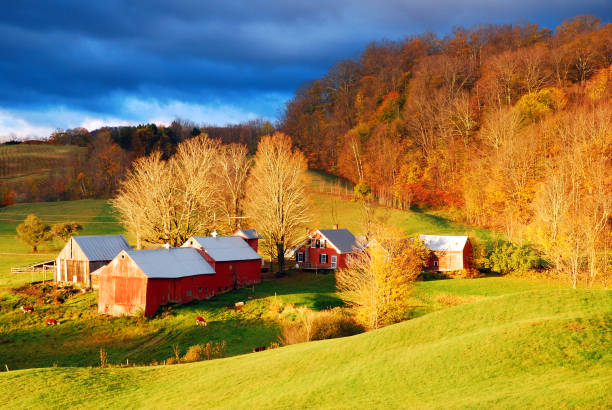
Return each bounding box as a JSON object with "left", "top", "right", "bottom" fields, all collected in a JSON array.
[{"left": 281, "top": 15, "right": 611, "bottom": 239}]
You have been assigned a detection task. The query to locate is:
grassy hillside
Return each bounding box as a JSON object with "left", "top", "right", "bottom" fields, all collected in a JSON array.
[
  {"left": 1, "top": 285, "right": 609, "bottom": 408},
  {"left": 0, "top": 144, "right": 84, "bottom": 183}
]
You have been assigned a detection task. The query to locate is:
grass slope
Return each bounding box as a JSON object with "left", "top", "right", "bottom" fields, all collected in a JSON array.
[{"left": 1, "top": 287, "right": 609, "bottom": 409}]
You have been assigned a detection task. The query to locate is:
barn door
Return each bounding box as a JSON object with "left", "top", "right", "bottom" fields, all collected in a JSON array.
[{"left": 331, "top": 255, "right": 337, "bottom": 269}]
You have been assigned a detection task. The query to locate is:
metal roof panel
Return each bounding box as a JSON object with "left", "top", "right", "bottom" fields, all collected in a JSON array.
[
  {"left": 184, "top": 236, "right": 262, "bottom": 262},
  {"left": 126, "top": 247, "right": 215, "bottom": 278},
  {"left": 72, "top": 235, "right": 132, "bottom": 261}
]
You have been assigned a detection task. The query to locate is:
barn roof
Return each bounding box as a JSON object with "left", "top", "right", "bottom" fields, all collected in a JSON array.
[
  {"left": 419, "top": 235, "right": 468, "bottom": 252},
  {"left": 317, "top": 229, "right": 360, "bottom": 253},
  {"left": 183, "top": 236, "right": 262, "bottom": 262},
  {"left": 234, "top": 229, "right": 262, "bottom": 239},
  {"left": 72, "top": 235, "right": 132, "bottom": 261},
  {"left": 126, "top": 248, "right": 215, "bottom": 278}
]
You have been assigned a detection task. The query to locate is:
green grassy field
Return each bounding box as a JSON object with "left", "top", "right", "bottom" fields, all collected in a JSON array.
[
  {"left": 0, "top": 280, "right": 609, "bottom": 408},
  {"left": 0, "top": 144, "right": 85, "bottom": 183}
]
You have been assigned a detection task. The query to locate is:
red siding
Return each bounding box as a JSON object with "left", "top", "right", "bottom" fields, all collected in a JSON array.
[
  {"left": 99, "top": 250, "right": 261, "bottom": 317},
  {"left": 294, "top": 233, "right": 348, "bottom": 269}
]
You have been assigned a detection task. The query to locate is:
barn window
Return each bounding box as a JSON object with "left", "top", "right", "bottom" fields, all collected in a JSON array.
[
  {"left": 319, "top": 254, "right": 328, "bottom": 264},
  {"left": 434, "top": 260, "right": 438, "bottom": 267},
  {"left": 296, "top": 252, "right": 304, "bottom": 262},
  {"left": 199, "top": 287, "right": 202, "bottom": 293},
  {"left": 186, "top": 290, "right": 192, "bottom": 297},
  {"left": 218, "top": 287, "right": 221, "bottom": 292},
  {"left": 206, "top": 287, "right": 209, "bottom": 292}
]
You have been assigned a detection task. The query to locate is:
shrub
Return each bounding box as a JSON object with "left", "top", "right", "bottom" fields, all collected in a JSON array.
[
  {"left": 166, "top": 357, "right": 179, "bottom": 365},
  {"left": 484, "top": 243, "right": 541, "bottom": 275},
  {"left": 182, "top": 341, "right": 227, "bottom": 363},
  {"left": 278, "top": 308, "right": 364, "bottom": 346}
]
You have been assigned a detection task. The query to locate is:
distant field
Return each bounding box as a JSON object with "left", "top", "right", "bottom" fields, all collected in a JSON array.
[
  {"left": 0, "top": 144, "right": 85, "bottom": 182},
  {"left": 1, "top": 279, "right": 608, "bottom": 408}
]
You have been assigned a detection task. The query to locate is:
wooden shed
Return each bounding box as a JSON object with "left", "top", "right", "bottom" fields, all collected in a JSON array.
[
  {"left": 420, "top": 235, "right": 473, "bottom": 271},
  {"left": 98, "top": 247, "right": 216, "bottom": 317},
  {"left": 182, "top": 235, "right": 262, "bottom": 289},
  {"left": 56, "top": 235, "right": 132, "bottom": 287}
]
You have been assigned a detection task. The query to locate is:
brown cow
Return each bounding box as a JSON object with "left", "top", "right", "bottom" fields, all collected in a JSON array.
[
  {"left": 45, "top": 318, "right": 59, "bottom": 326},
  {"left": 21, "top": 306, "right": 34, "bottom": 313},
  {"left": 195, "top": 316, "right": 207, "bottom": 326}
]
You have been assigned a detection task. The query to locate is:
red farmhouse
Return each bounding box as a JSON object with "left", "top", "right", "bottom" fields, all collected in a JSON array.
[
  {"left": 182, "top": 235, "right": 262, "bottom": 288},
  {"left": 293, "top": 228, "right": 361, "bottom": 270},
  {"left": 233, "top": 229, "right": 262, "bottom": 252},
  {"left": 420, "top": 235, "right": 473, "bottom": 271},
  {"left": 98, "top": 247, "right": 217, "bottom": 317}
]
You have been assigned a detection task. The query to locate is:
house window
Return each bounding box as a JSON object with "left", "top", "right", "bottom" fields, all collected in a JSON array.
[
  {"left": 310, "top": 239, "right": 316, "bottom": 248},
  {"left": 319, "top": 239, "right": 325, "bottom": 248},
  {"left": 319, "top": 254, "right": 328, "bottom": 264},
  {"left": 297, "top": 252, "right": 304, "bottom": 262}
]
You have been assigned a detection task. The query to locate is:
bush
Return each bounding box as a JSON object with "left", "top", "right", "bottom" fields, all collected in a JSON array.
[
  {"left": 182, "top": 341, "right": 227, "bottom": 363},
  {"left": 278, "top": 307, "right": 364, "bottom": 346},
  {"left": 484, "top": 243, "right": 541, "bottom": 275}
]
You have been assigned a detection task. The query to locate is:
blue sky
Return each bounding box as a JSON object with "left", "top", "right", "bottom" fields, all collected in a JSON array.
[{"left": 1, "top": 1, "right": 610, "bottom": 139}]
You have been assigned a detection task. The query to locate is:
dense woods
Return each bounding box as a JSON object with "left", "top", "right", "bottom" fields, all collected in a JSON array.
[{"left": 281, "top": 15, "right": 612, "bottom": 286}]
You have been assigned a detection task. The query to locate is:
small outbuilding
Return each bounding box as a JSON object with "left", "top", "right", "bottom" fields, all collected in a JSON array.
[
  {"left": 182, "top": 236, "right": 262, "bottom": 289},
  {"left": 98, "top": 247, "right": 216, "bottom": 317},
  {"left": 233, "top": 228, "right": 262, "bottom": 252},
  {"left": 293, "top": 228, "right": 361, "bottom": 270},
  {"left": 56, "top": 235, "right": 132, "bottom": 287},
  {"left": 420, "top": 234, "right": 473, "bottom": 271}
]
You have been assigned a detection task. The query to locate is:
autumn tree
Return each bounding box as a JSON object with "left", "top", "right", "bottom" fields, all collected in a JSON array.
[
  {"left": 50, "top": 222, "right": 83, "bottom": 242},
  {"left": 218, "top": 143, "right": 251, "bottom": 231},
  {"left": 337, "top": 226, "right": 425, "bottom": 329},
  {"left": 113, "top": 135, "right": 222, "bottom": 248},
  {"left": 16, "top": 214, "right": 50, "bottom": 252},
  {"left": 245, "top": 132, "right": 309, "bottom": 274}
]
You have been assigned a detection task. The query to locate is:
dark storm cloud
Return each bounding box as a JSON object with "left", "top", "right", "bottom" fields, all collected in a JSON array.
[{"left": 0, "top": 0, "right": 610, "bottom": 137}]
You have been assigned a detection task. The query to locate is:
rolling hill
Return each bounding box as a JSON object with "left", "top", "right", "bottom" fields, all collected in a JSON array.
[{"left": 1, "top": 286, "right": 609, "bottom": 408}]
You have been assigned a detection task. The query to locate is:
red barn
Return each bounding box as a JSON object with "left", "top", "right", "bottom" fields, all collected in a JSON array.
[
  {"left": 233, "top": 229, "right": 262, "bottom": 252},
  {"left": 98, "top": 247, "right": 217, "bottom": 317},
  {"left": 182, "top": 236, "right": 262, "bottom": 288},
  {"left": 420, "top": 235, "right": 473, "bottom": 271},
  {"left": 293, "top": 228, "right": 361, "bottom": 271}
]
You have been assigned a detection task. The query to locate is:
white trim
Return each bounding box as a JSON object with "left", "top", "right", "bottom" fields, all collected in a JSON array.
[
  {"left": 319, "top": 253, "right": 328, "bottom": 264},
  {"left": 331, "top": 255, "right": 337, "bottom": 268},
  {"left": 313, "top": 230, "right": 343, "bottom": 254}
]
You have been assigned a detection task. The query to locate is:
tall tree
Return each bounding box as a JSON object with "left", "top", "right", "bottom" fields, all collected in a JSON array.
[
  {"left": 245, "top": 133, "right": 309, "bottom": 273},
  {"left": 218, "top": 143, "right": 251, "bottom": 231}
]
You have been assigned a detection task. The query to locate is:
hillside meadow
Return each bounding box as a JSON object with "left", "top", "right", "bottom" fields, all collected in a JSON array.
[{"left": 0, "top": 283, "right": 609, "bottom": 408}]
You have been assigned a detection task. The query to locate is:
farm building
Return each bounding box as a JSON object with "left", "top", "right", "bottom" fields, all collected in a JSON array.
[
  {"left": 56, "top": 235, "right": 132, "bottom": 287},
  {"left": 98, "top": 247, "right": 217, "bottom": 317},
  {"left": 420, "top": 234, "right": 473, "bottom": 271},
  {"left": 293, "top": 228, "right": 361, "bottom": 270},
  {"left": 233, "top": 228, "right": 262, "bottom": 252},
  {"left": 182, "top": 235, "right": 262, "bottom": 288}
]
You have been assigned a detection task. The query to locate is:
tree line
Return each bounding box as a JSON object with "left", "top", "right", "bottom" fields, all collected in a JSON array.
[{"left": 280, "top": 15, "right": 612, "bottom": 287}]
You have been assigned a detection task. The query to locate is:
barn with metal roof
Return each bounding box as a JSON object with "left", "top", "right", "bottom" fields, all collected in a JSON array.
[
  {"left": 233, "top": 228, "right": 263, "bottom": 251},
  {"left": 98, "top": 247, "right": 222, "bottom": 317},
  {"left": 182, "top": 235, "right": 262, "bottom": 289},
  {"left": 419, "top": 234, "right": 473, "bottom": 271},
  {"left": 56, "top": 235, "right": 132, "bottom": 287}
]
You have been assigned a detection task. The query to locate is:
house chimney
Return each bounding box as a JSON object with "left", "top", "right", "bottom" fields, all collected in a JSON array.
[{"left": 333, "top": 224, "right": 339, "bottom": 230}]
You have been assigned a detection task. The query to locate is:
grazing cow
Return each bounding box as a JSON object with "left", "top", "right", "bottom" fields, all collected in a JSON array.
[
  {"left": 252, "top": 346, "right": 266, "bottom": 352},
  {"left": 21, "top": 306, "right": 34, "bottom": 314},
  {"left": 45, "top": 318, "right": 59, "bottom": 326},
  {"left": 195, "top": 316, "right": 207, "bottom": 326}
]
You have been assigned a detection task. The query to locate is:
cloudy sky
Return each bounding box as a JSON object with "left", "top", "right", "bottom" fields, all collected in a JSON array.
[{"left": 1, "top": 1, "right": 611, "bottom": 139}]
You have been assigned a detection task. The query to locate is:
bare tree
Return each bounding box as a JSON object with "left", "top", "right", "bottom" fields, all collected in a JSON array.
[
  {"left": 245, "top": 132, "right": 310, "bottom": 273},
  {"left": 113, "top": 135, "right": 222, "bottom": 247},
  {"left": 218, "top": 143, "right": 251, "bottom": 231}
]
